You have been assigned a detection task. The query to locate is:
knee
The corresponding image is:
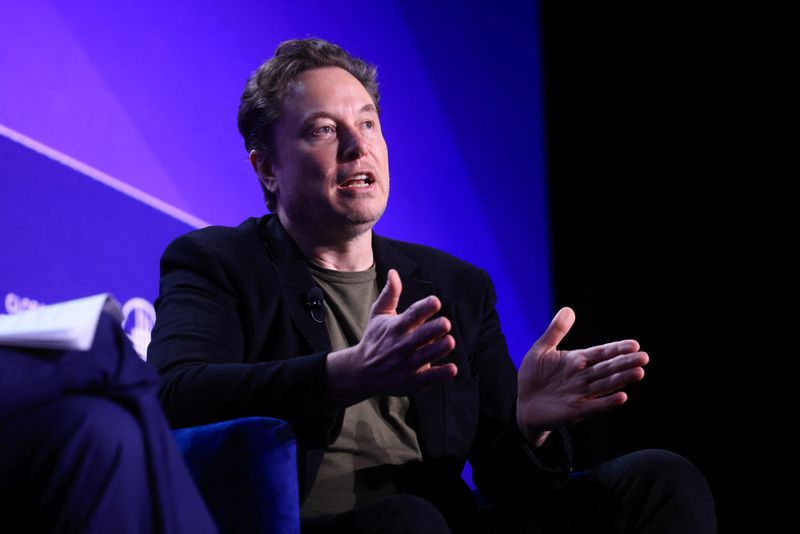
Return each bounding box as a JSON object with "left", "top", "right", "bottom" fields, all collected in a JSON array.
[
  {"left": 622, "top": 449, "right": 711, "bottom": 495},
  {"left": 1, "top": 396, "right": 149, "bottom": 531},
  {"left": 617, "top": 449, "right": 716, "bottom": 519},
  {"left": 42, "top": 396, "right": 146, "bottom": 473},
  {"left": 589, "top": 449, "right": 716, "bottom": 532}
]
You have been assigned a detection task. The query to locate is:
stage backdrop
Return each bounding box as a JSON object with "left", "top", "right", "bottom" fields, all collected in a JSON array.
[
  {"left": 0, "top": 0, "right": 550, "bottom": 361},
  {"left": 1, "top": 0, "right": 549, "bottom": 426}
]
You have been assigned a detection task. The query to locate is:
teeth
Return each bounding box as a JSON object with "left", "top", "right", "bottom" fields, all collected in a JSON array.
[{"left": 340, "top": 174, "right": 371, "bottom": 188}]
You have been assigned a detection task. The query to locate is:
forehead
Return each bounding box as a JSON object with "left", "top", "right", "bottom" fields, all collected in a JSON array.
[{"left": 281, "top": 67, "right": 374, "bottom": 118}]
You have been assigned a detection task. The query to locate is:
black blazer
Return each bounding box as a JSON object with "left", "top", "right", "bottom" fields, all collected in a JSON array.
[{"left": 149, "top": 215, "right": 569, "bottom": 508}]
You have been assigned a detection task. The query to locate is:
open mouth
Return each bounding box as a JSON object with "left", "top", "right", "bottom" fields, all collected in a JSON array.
[{"left": 338, "top": 173, "right": 375, "bottom": 189}]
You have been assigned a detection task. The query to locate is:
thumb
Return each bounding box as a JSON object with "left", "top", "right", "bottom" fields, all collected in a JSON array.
[
  {"left": 371, "top": 269, "right": 402, "bottom": 317},
  {"left": 531, "top": 307, "right": 575, "bottom": 354}
]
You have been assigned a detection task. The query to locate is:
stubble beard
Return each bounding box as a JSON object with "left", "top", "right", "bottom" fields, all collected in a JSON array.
[
  {"left": 280, "top": 196, "right": 388, "bottom": 244},
  {"left": 336, "top": 200, "right": 387, "bottom": 240},
  {"left": 281, "top": 179, "right": 389, "bottom": 243},
  {"left": 336, "top": 177, "right": 390, "bottom": 240}
]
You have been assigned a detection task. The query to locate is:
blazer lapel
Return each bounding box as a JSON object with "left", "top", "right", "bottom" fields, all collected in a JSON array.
[
  {"left": 260, "top": 216, "right": 331, "bottom": 354},
  {"left": 373, "top": 233, "right": 445, "bottom": 457},
  {"left": 372, "top": 234, "right": 436, "bottom": 313}
]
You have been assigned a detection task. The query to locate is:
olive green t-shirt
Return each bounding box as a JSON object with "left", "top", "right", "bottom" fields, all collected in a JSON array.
[{"left": 300, "top": 263, "right": 423, "bottom": 517}]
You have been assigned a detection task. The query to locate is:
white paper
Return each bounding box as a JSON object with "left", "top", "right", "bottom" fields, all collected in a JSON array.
[{"left": 0, "top": 293, "right": 123, "bottom": 351}]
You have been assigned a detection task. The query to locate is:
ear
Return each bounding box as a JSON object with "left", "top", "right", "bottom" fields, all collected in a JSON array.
[{"left": 249, "top": 149, "right": 278, "bottom": 196}]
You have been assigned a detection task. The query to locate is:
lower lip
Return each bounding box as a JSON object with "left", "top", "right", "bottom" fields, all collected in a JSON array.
[{"left": 338, "top": 182, "right": 376, "bottom": 193}]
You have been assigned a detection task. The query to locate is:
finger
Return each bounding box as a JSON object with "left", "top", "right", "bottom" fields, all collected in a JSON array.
[
  {"left": 394, "top": 295, "right": 443, "bottom": 333},
  {"left": 586, "top": 351, "right": 649, "bottom": 381},
  {"left": 530, "top": 307, "right": 575, "bottom": 354},
  {"left": 410, "top": 334, "right": 456, "bottom": 368},
  {"left": 403, "top": 316, "right": 451, "bottom": 350},
  {"left": 587, "top": 367, "right": 646, "bottom": 398},
  {"left": 578, "top": 391, "right": 628, "bottom": 419},
  {"left": 414, "top": 362, "right": 458, "bottom": 389},
  {"left": 582, "top": 339, "right": 641, "bottom": 365},
  {"left": 371, "top": 269, "right": 402, "bottom": 317}
]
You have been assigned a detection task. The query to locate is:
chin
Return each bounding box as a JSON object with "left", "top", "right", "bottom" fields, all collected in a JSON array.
[
  {"left": 337, "top": 208, "right": 385, "bottom": 236},
  {"left": 341, "top": 201, "right": 386, "bottom": 223}
]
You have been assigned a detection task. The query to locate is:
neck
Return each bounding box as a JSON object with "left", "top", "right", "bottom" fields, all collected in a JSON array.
[{"left": 279, "top": 213, "right": 374, "bottom": 272}]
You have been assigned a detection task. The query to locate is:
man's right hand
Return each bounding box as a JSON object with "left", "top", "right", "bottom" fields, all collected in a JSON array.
[{"left": 325, "top": 269, "right": 458, "bottom": 408}]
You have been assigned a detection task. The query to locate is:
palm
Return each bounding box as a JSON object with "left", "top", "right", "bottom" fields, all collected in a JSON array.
[{"left": 516, "top": 307, "right": 649, "bottom": 444}]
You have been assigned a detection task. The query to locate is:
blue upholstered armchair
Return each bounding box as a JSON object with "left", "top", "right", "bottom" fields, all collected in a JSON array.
[{"left": 172, "top": 417, "right": 300, "bottom": 533}]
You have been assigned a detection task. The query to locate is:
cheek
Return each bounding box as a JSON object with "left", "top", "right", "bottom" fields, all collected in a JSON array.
[
  {"left": 381, "top": 148, "right": 390, "bottom": 177},
  {"left": 368, "top": 135, "right": 387, "bottom": 164},
  {"left": 300, "top": 150, "right": 335, "bottom": 176}
]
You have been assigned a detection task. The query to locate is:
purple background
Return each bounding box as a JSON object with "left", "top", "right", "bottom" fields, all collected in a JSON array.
[
  {"left": 0, "top": 0, "right": 550, "bottom": 364},
  {"left": 0, "top": 0, "right": 547, "bottom": 491}
]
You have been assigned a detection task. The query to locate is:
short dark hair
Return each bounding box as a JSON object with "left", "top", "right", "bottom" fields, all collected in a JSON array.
[{"left": 237, "top": 38, "right": 380, "bottom": 211}]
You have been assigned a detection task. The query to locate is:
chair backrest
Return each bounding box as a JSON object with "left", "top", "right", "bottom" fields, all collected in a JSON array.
[{"left": 173, "top": 417, "right": 300, "bottom": 534}]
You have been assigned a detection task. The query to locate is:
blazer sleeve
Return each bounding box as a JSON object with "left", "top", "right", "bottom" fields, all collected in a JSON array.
[
  {"left": 147, "top": 232, "right": 338, "bottom": 448},
  {"left": 468, "top": 269, "right": 572, "bottom": 504}
]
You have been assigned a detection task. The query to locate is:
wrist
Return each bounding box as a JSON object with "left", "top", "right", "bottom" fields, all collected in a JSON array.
[
  {"left": 325, "top": 346, "right": 364, "bottom": 409},
  {"left": 516, "top": 403, "right": 551, "bottom": 448}
]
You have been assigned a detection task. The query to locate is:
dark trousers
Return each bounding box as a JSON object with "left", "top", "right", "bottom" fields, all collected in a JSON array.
[
  {"left": 301, "top": 449, "right": 716, "bottom": 534},
  {"left": 0, "top": 313, "right": 217, "bottom": 534}
]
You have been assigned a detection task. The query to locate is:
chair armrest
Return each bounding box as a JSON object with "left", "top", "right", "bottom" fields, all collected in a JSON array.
[{"left": 172, "top": 417, "right": 299, "bottom": 534}]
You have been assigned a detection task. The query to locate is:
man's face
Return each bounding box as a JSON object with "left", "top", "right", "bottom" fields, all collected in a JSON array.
[{"left": 263, "top": 66, "right": 389, "bottom": 240}]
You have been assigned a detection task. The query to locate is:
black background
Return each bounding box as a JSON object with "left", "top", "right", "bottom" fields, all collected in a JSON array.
[{"left": 539, "top": 3, "right": 769, "bottom": 530}]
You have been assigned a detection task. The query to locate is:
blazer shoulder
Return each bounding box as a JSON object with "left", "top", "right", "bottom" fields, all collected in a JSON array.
[
  {"left": 377, "top": 236, "right": 489, "bottom": 290},
  {"left": 164, "top": 217, "right": 265, "bottom": 258}
]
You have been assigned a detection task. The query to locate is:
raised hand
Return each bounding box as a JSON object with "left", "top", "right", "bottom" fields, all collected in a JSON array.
[
  {"left": 325, "top": 269, "right": 458, "bottom": 408},
  {"left": 516, "top": 307, "right": 649, "bottom": 446}
]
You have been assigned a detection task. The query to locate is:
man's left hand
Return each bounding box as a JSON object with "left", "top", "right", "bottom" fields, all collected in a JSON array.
[{"left": 516, "top": 307, "right": 649, "bottom": 447}]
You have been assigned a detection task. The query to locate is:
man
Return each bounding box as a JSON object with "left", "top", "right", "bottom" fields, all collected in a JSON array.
[{"left": 148, "top": 38, "right": 715, "bottom": 533}]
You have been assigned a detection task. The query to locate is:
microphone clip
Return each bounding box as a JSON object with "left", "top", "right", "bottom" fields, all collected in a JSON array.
[{"left": 306, "top": 287, "right": 325, "bottom": 324}]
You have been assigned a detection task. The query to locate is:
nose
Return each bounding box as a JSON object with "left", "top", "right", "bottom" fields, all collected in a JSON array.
[{"left": 338, "top": 127, "right": 368, "bottom": 162}]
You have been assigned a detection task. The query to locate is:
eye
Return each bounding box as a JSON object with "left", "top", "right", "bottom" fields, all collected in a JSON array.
[
  {"left": 308, "top": 123, "right": 336, "bottom": 139},
  {"left": 314, "top": 125, "right": 335, "bottom": 136},
  {"left": 363, "top": 120, "right": 375, "bottom": 129}
]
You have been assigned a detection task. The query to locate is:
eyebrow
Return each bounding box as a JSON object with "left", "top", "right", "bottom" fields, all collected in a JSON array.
[{"left": 303, "top": 104, "right": 378, "bottom": 123}]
